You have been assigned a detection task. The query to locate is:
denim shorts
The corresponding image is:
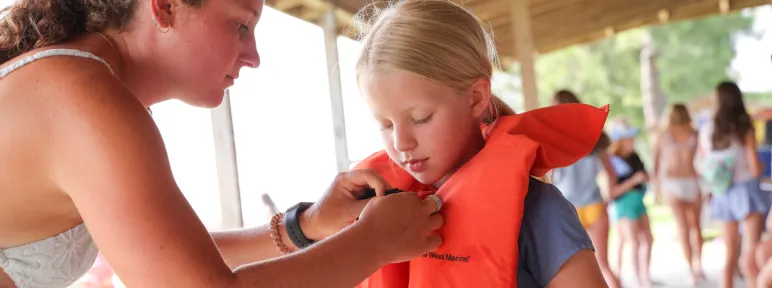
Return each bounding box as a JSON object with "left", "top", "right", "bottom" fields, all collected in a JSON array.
[{"left": 711, "top": 178, "right": 771, "bottom": 221}]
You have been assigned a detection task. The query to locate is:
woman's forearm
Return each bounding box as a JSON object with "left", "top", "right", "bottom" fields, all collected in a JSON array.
[
  {"left": 212, "top": 212, "right": 325, "bottom": 270},
  {"left": 610, "top": 177, "right": 643, "bottom": 199},
  {"left": 211, "top": 224, "right": 285, "bottom": 270},
  {"left": 232, "top": 223, "right": 390, "bottom": 288},
  {"left": 597, "top": 152, "right": 618, "bottom": 201}
]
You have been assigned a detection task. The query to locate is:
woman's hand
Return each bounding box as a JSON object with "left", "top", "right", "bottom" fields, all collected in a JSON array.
[
  {"left": 299, "top": 169, "right": 393, "bottom": 241},
  {"left": 301, "top": 168, "right": 444, "bottom": 263},
  {"left": 357, "top": 192, "right": 444, "bottom": 263}
]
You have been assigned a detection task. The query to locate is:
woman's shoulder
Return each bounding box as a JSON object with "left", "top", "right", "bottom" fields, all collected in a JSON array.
[
  {"left": 0, "top": 47, "right": 142, "bottom": 172},
  {"left": 2, "top": 49, "right": 132, "bottom": 117}
]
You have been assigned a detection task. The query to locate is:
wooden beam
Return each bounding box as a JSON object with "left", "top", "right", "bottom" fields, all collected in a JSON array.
[
  {"left": 719, "top": 0, "right": 731, "bottom": 13},
  {"left": 530, "top": 0, "right": 584, "bottom": 16},
  {"left": 272, "top": 0, "right": 305, "bottom": 11},
  {"left": 268, "top": 0, "right": 355, "bottom": 35},
  {"left": 276, "top": 0, "right": 771, "bottom": 69},
  {"left": 511, "top": 0, "right": 539, "bottom": 111},
  {"left": 321, "top": 6, "right": 351, "bottom": 173},
  {"left": 468, "top": 0, "right": 509, "bottom": 20},
  {"left": 210, "top": 90, "right": 244, "bottom": 229}
]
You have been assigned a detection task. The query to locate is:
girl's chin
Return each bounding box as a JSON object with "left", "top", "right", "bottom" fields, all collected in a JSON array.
[{"left": 411, "top": 172, "right": 448, "bottom": 187}]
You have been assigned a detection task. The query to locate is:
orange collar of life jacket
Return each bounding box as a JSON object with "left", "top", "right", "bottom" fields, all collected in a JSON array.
[{"left": 354, "top": 103, "right": 609, "bottom": 288}]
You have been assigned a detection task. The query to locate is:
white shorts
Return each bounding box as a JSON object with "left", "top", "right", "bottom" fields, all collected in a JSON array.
[{"left": 661, "top": 177, "right": 701, "bottom": 202}]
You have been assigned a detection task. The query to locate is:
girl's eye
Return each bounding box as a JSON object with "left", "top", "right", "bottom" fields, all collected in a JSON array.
[
  {"left": 379, "top": 123, "right": 394, "bottom": 131},
  {"left": 412, "top": 114, "right": 434, "bottom": 124}
]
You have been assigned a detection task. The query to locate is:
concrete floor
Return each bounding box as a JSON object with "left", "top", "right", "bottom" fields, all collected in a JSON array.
[{"left": 611, "top": 234, "right": 748, "bottom": 288}]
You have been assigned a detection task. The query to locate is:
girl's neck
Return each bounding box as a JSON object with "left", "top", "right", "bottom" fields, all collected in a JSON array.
[
  {"left": 433, "top": 131, "right": 486, "bottom": 188},
  {"left": 617, "top": 149, "right": 634, "bottom": 158}
]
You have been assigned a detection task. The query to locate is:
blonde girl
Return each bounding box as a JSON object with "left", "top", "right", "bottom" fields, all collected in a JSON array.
[
  {"left": 652, "top": 103, "right": 705, "bottom": 284},
  {"left": 352, "top": 0, "right": 609, "bottom": 287}
]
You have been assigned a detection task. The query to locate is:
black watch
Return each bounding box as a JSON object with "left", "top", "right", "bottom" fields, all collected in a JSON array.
[{"left": 284, "top": 202, "right": 316, "bottom": 249}]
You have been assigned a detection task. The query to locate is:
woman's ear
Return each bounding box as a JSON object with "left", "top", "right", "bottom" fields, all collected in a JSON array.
[
  {"left": 149, "top": 0, "right": 181, "bottom": 27},
  {"left": 468, "top": 79, "right": 492, "bottom": 119}
]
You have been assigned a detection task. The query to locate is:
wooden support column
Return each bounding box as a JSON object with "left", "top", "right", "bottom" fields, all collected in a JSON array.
[
  {"left": 321, "top": 4, "right": 351, "bottom": 173},
  {"left": 211, "top": 90, "right": 244, "bottom": 229},
  {"left": 511, "top": 0, "right": 539, "bottom": 111}
]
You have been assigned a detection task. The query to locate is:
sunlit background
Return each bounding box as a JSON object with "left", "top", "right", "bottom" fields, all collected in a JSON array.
[{"left": 0, "top": 0, "right": 771, "bottom": 286}]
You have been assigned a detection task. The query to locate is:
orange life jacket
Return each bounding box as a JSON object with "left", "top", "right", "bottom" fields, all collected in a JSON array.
[{"left": 354, "top": 103, "right": 609, "bottom": 288}]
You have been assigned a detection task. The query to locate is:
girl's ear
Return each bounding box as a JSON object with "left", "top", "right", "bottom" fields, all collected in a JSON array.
[{"left": 468, "top": 78, "right": 491, "bottom": 119}]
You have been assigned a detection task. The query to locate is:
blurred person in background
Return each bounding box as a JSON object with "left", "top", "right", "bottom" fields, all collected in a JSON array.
[
  {"left": 551, "top": 90, "right": 622, "bottom": 288},
  {"left": 652, "top": 103, "right": 706, "bottom": 285},
  {"left": 607, "top": 119, "right": 653, "bottom": 288},
  {"left": 698, "top": 81, "right": 768, "bottom": 288}
]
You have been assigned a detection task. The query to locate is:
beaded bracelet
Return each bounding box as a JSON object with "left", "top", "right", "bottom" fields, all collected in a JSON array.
[{"left": 269, "top": 212, "right": 293, "bottom": 255}]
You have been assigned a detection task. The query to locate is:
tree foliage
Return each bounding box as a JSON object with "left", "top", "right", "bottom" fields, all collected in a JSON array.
[
  {"left": 492, "top": 9, "right": 757, "bottom": 131},
  {"left": 650, "top": 12, "right": 754, "bottom": 103}
]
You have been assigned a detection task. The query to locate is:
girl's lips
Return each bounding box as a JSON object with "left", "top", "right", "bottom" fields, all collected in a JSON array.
[{"left": 405, "top": 159, "right": 428, "bottom": 172}]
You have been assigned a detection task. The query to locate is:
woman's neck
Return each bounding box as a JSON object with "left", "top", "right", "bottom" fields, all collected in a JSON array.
[{"left": 99, "top": 30, "right": 172, "bottom": 108}]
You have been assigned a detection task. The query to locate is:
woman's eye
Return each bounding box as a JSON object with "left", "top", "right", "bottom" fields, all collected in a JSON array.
[
  {"left": 238, "top": 24, "right": 249, "bottom": 34},
  {"left": 413, "top": 114, "right": 434, "bottom": 124}
]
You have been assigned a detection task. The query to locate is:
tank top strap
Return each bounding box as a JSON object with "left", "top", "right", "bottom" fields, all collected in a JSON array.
[{"left": 0, "top": 48, "right": 113, "bottom": 79}]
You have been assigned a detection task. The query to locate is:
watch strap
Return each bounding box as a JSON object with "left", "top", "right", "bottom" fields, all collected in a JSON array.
[{"left": 284, "top": 202, "right": 316, "bottom": 249}]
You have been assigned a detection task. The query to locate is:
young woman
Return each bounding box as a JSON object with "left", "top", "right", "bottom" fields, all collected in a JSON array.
[
  {"left": 698, "top": 81, "right": 768, "bottom": 288},
  {"left": 608, "top": 119, "right": 653, "bottom": 288},
  {"left": 652, "top": 103, "right": 705, "bottom": 285},
  {"left": 552, "top": 90, "right": 622, "bottom": 288},
  {"left": 0, "top": 0, "right": 444, "bottom": 287},
  {"left": 350, "top": 1, "right": 611, "bottom": 287}
]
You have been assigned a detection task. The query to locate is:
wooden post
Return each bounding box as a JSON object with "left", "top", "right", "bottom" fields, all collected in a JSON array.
[
  {"left": 321, "top": 4, "right": 351, "bottom": 173},
  {"left": 210, "top": 90, "right": 244, "bottom": 229},
  {"left": 511, "top": 0, "right": 539, "bottom": 111}
]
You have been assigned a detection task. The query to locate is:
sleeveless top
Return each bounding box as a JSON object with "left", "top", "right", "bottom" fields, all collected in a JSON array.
[
  {"left": 699, "top": 122, "right": 755, "bottom": 182},
  {"left": 0, "top": 49, "right": 111, "bottom": 288},
  {"left": 659, "top": 130, "right": 697, "bottom": 175}
]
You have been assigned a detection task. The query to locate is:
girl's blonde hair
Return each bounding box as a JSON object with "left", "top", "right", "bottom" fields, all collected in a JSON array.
[
  {"left": 667, "top": 103, "right": 692, "bottom": 129},
  {"left": 353, "top": 0, "right": 511, "bottom": 123}
]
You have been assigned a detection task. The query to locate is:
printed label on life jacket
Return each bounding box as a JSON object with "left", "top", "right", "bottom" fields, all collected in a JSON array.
[{"left": 422, "top": 252, "right": 471, "bottom": 263}]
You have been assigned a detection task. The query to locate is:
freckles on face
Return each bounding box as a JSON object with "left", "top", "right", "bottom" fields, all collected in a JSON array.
[
  {"left": 168, "top": 0, "right": 262, "bottom": 106},
  {"left": 359, "top": 71, "right": 479, "bottom": 185}
]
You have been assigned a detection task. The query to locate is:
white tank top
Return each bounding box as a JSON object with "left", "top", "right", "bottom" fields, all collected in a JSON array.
[{"left": 0, "top": 48, "right": 110, "bottom": 288}]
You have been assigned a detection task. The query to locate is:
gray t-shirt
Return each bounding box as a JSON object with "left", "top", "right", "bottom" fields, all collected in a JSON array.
[
  {"left": 552, "top": 156, "right": 604, "bottom": 207},
  {"left": 517, "top": 178, "right": 595, "bottom": 287}
]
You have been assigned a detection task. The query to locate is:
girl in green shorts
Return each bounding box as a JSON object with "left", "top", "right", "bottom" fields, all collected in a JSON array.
[{"left": 607, "top": 119, "right": 653, "bottom": 288}]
